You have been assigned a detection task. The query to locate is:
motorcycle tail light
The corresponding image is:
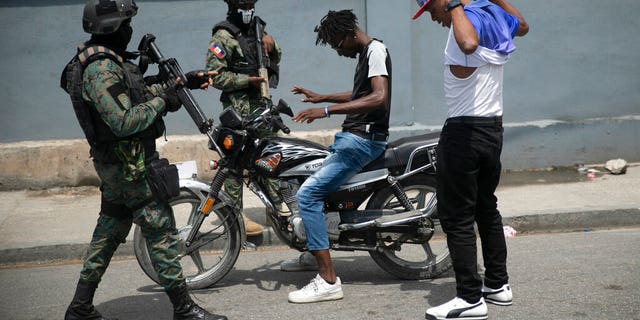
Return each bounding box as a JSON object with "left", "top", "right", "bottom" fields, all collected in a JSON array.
[
  {"left": 222, "top": 135, "right": 234, "bottom": 150},
  {"left": 209, "top": 160, "right": 218, "bottom": 170}
]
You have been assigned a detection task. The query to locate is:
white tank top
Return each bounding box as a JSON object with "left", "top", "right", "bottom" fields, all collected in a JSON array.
[{"left": 443, "top": 28, "right": 507, "bottom": 118}]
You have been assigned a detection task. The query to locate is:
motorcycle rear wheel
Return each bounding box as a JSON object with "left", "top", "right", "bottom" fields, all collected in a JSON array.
[
  {"left": 133, "top": 188, "right": 242, "bottom": 289},
  {"left": 366, "top": 173, "right": 452, "bottom": 280}
]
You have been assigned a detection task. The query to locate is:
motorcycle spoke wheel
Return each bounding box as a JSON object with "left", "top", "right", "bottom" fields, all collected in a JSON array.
[
  {"left": 367, "top": 174, "right": 452, "bottom": 280},
  {"left": 133, "top": 189, "right": 242, "bottom": 289}
]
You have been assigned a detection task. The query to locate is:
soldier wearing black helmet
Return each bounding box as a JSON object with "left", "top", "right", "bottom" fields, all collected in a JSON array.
[
  {"left": 206, "top": 0, "right": 285, "bottom": 236},
  {"left": 61, "top": 1, "right": 226, "bottom": 319}
]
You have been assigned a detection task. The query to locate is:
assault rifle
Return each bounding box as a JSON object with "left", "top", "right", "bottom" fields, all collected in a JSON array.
[
  {"left": 254, "top": 17, "right": 270, "bottom": 101},
  {"left": 137, "top": 34, "right": 213, "bottom": 135}
]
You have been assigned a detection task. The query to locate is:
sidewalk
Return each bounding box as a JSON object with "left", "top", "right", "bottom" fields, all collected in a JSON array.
[{"left": 1, "top": 165, "right": 639, "bottom": 266}]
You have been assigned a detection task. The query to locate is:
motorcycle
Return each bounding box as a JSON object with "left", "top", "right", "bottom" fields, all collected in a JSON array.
[
  {"left": 133, "top": 30, "right": 448, "bottom": 290},
  {"left": 132, "top": 98, "right": 451, "bottom": 289}
]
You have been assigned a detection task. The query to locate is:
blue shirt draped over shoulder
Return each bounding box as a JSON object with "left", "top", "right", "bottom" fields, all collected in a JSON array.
[{"left": 464, "top": 0, "right": 519, "bottom": 55}]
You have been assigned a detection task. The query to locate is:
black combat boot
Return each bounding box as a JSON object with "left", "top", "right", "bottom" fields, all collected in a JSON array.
[
  {"left": 64, "top": 279, "right": 117, "bottom": 320},
  {"left": 166, "top": 284, "right": 228, "bottom": 320}
]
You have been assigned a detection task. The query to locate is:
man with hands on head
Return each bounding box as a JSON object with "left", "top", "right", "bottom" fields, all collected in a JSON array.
[
  {"left": 283, "top": 9, "right": 392, "bottom": 304},
  {"left": 412, "top": 0, "right": 528, "bottom": 319}
]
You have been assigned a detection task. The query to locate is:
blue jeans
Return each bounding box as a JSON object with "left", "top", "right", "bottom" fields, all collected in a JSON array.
[{"left": 297, "top": 132, "right": 387, "bottom": 250}]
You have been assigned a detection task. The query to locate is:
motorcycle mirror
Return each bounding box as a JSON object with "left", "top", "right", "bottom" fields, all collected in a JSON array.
[
  {"left": 219, "top": 107, "right": 243, "bottom": 129},
  {"left": 276, "top": 99, "right": 294, "bottom": 117}
]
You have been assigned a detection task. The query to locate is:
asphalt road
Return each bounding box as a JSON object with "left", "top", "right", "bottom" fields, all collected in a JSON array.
[{"left": 1, "top": 228, "right": 639, "bottom": 320}]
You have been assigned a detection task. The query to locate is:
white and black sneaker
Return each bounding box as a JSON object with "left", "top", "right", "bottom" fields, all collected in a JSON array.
[
  {"left": 425, "top": 297, "right": 488, "bottom": 320},
  {"left": 482, "top": 284, "right": 513, "bottom": 306}
]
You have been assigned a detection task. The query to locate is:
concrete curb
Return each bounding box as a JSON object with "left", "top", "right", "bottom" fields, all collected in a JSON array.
[
  {"left": 503, "top": 208, "right": 640, "bottom": 233},
  {"left": 2, "top": 209, "right": 639, "bottom": 267}
]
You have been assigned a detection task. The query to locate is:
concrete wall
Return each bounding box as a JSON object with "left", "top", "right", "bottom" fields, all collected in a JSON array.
[
  {"left": 0, "top": 131, "right": 337, "bottom": 190},
  {"left": 1, "top": 0, "right": 639, "bottom": 187}
]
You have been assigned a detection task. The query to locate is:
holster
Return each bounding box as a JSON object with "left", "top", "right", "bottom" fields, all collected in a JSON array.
[{"left": 145, "top": 158, "right": 180, "bottom": 202}]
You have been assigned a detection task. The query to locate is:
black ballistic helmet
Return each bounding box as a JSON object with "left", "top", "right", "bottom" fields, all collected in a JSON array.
[{"left": 83, "top": 0, "right": 138, "bottom": 35}]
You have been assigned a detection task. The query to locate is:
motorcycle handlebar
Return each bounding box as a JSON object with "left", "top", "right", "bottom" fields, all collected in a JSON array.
[
  {"left": 246, "top": 103, "right": 292, "bottom": 135},
  {"left": 273, "top": 116, "right": 291, "bottom": 134}
]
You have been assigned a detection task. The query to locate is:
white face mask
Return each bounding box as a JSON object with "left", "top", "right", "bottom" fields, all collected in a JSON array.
[{"left": 237, "top": 8, "right": 254, "bottom": 24}]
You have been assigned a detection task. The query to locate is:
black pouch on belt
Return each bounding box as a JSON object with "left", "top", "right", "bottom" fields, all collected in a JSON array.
[{"left": 146, "top": 158, "right": 180, "bottom": 202}]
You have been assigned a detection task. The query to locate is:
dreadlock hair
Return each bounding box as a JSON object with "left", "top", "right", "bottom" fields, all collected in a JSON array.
[{"left": 314, "top": 9, "right": 358, "bottom": 46}]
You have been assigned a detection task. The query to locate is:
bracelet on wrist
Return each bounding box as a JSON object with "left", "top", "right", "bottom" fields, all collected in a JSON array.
[{"left": 324, "top": 106, "right": 330, "bottom": 118}]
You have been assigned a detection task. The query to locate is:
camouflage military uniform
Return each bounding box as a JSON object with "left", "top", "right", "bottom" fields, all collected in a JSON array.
[
  {"left": 206, "top": 23, "right": 283, "bottom": 213},
  {"left": 79, "top": 57, "right": 185, "bottom": 290}
]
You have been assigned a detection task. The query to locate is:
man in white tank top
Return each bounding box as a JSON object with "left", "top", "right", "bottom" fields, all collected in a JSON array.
[{"left": 413, "top": 0, "right": 528, "bottom": 319}]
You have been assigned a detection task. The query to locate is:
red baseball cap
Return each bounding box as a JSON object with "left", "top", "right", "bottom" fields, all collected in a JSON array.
[{"left": 412, "top": 0, "right": 434, "bottom": 20}]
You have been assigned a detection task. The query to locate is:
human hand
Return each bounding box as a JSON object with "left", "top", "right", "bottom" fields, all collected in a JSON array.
[
  {"left": 160, "top": 84, "right": 181, "bottom": 113},
  {"left": 262, "top": 33, "right": 275, "bottom": 56},
  {"left": 184, "top": 70, "right": 217, "bottom": 90},
  {"left": 292, "top": 107, "right": 326, "bottom": 124},
  {"left": 248, "top": 76, "right": 266, "bottom": 89},
  {"left": 291, "top": 85, "right": 323, "bottom": 103}
]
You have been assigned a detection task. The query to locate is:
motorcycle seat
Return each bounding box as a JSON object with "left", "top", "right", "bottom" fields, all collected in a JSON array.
[{"left": 362, "top": 132, "right": 440, "bottom": 174}]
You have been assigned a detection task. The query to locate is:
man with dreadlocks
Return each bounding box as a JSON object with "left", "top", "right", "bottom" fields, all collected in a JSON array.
[{"left": 284, "top": 9, "right": 392, "bottom": 304}]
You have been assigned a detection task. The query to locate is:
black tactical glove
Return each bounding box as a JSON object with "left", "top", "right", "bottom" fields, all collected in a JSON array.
[
  {"left": 185, "top": 70, "right": 211, "bottom": 90},
  {"left": 160, "top": 84, "right": 182, "bottom": 113}
]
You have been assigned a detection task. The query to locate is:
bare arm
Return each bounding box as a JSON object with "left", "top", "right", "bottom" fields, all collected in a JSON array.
[
  {"left": 328, "top": 76, "right": 388, "bottom": 115},
  {"left": 291, "top": 86, "right": 352, "bottom": 104},
  {"left": 320, "top": 91, "right": 353, "bottom": 104},
  {"left": 293, "top": 76, "right": 388, "bottom": 124},
  {"left": 490, "top": 0, "right": 529, "bottom": 36},
  {"left": 449, "top": 4, "right": 479, "bottom": 54}
]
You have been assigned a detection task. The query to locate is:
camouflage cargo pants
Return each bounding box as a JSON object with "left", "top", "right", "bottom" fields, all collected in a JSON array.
[{"left": 80, "top": 160, "right": 185, "bottom": 290}]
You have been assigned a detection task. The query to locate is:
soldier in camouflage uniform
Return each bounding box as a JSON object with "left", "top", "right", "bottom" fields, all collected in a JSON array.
[
  {"left": 206, "top": 0, "right": 284, "bottom": 236},
  {"left": 60, "top": 1, "right": 226, "bottom": 319}
]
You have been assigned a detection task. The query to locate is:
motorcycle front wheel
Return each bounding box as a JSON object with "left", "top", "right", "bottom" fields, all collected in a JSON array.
[
  {"left": 366, "top": 173, "right": 452, "bottom": 280},
  {"left": 133, "top": 188, "right": 242, "bottom": 289}
]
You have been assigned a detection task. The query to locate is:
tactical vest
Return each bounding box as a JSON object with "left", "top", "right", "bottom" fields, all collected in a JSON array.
[
  {"left": 60, "top": 43, "right": 165, "bottom": 163},
  {"left": 212, "top": 17, "right": 279, "bottom": 101}
]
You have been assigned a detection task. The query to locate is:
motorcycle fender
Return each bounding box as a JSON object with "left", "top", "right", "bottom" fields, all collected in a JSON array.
[
  {"left": 179, "top": 179, "right": 234, "bottom": 206},
  {"left": 179, "top": 179, "right": 210, "bottom": 201}
]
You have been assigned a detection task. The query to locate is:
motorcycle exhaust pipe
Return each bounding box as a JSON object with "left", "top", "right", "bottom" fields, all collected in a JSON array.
[{"left": 338, "top": 196, "right": 437, "bottom": 231}]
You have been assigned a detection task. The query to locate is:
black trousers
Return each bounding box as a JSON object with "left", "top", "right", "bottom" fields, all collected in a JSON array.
[{"left": 436, "top": 116, "right": 508, "bottom": 303}]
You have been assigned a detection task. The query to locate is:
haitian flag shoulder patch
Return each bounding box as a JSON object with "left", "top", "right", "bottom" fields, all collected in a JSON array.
[{"left": 209, "top": 42, "right": 226, "bottom": 59}]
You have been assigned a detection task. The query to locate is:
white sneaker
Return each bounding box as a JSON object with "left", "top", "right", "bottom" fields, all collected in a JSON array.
[
  {"left": 288, "top": 274, "right": 344, "bottom": 303},
  {"left": 482, "top": 284, "right": 513, "bottom": 306},
  {"left": 280, "top": 251, "right": 318, "bottom": 272},
  {"left": 425, "top": 297, "right": 487, "bottom": 320}
]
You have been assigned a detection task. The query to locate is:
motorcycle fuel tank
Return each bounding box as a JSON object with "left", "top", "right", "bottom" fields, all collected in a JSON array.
[{"left": 255, "top": 137, "right": 329, "bottom": 177}]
